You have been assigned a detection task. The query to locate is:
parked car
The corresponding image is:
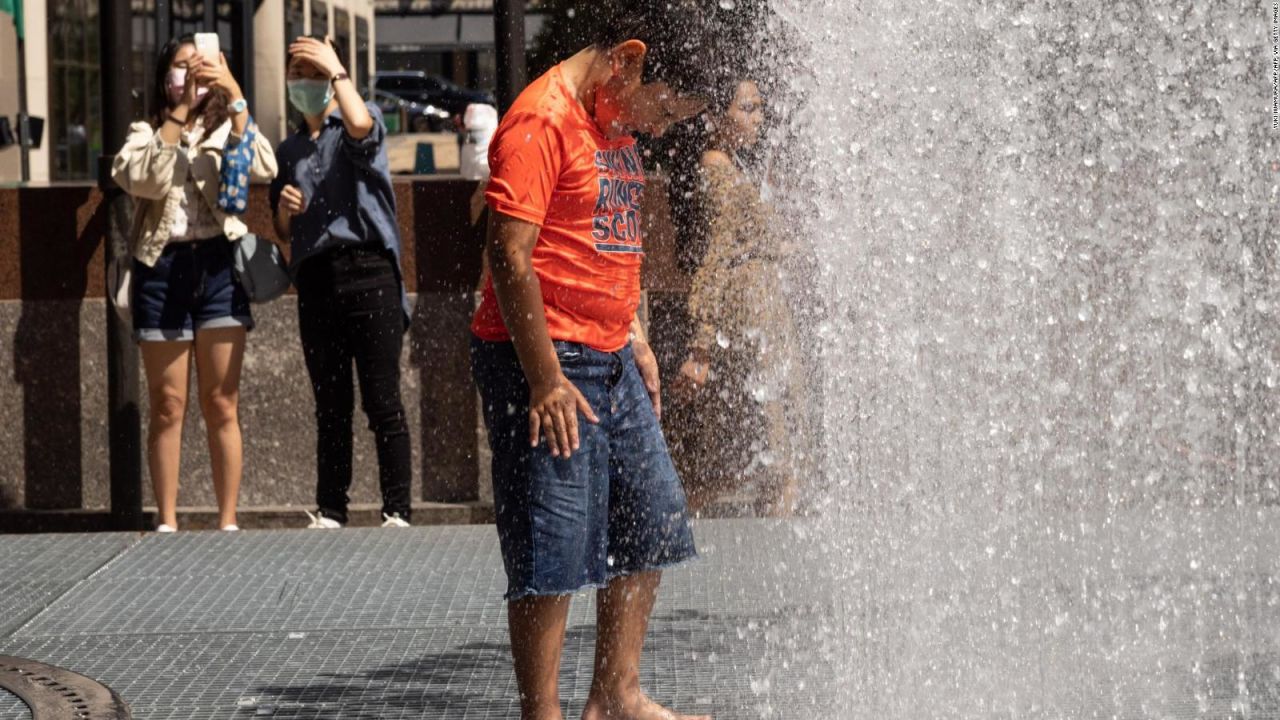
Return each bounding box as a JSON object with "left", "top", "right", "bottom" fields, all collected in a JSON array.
[
  {"left": 372, "top": 90, "right": 451, "bottom": 133},
  {"left": 372, "top": 72, "right": 496, "bottom": 117}
]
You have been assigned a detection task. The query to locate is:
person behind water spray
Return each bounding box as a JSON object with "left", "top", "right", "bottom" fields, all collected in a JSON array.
[
  {"left": 270, "top": 36, "right": 414, "bottom": 530},
  {"left": 666, "top": 76, "right": 811, "bottom": 517}
]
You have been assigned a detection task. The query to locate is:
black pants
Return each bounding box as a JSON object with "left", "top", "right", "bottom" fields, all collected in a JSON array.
[{"left": 296, "top": 244, "right": 411, "bottom": 524}]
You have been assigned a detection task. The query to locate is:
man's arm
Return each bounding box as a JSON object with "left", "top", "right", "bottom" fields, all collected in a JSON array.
[{"left": 487, "top": 212, "right": 599, "bottom": 457}]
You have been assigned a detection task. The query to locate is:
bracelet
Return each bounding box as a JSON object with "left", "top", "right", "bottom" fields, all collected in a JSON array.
[{"left": 331, "top": 72, "right": 350, "bottom": 84}]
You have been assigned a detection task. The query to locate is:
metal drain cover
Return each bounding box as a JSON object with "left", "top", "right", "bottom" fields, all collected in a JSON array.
[{"left": 0, "top": 657, "right": 130, "bottom": 719}]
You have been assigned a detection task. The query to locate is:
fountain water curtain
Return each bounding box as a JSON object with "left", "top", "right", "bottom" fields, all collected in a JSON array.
[{"left": 736, "top": 1, "right": 1280, "bottom": 717}]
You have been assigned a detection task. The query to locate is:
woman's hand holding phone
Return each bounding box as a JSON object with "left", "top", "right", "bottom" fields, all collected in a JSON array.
[
  {"left": 194, "top": 53, "right": 243, "bottom": 100},
  {"left": 191, "top": 50, "right": 247, "bottom": 134},
  {"left": 179, "top": 55, "right": 204, "bottom": 108}
]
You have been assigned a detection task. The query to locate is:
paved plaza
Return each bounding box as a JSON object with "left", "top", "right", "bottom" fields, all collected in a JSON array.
[
  {"left": 0, "top": 520, "right": 835, "bottom": 719},
  {"left": 3, "top": 512, "right": 1280, "bottom": 719}
]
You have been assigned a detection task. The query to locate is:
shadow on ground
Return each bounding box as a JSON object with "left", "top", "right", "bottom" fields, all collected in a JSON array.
[{"left": 234, "top": 611, "right": 790, "bottom": 719}]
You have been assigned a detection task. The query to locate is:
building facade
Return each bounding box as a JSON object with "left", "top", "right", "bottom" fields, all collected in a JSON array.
[
  {"left": 374, "top": 0, "right": 541, "bottom": 93},
  {"left": 0, "top": 0, "right": 376, "bottom": 184}
]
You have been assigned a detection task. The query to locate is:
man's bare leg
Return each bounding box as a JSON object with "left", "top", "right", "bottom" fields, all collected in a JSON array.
[
  {"left": 581, "top": 571, "right": 711, "bottom": 720},
  {"left": 510, "top": 594, "right": 573, "bottom": 720}
]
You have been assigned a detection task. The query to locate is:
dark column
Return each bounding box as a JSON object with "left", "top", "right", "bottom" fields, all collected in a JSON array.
[
  {"left": 156, "top": 0, "right": 171, "bottom": 41},
  {"left": 100, "top": 0, "right": 144, "bottom": 531},
  {"left": 16, "top": 35, "right": 28, "bottom": 180},
  {"left": 238, "top": 0, "right": 255, "bottom": 107},
  {"left": 493, "top": 0, "right": 527, "bottom": 113},
  {"left": 409, "top": 180, "right": 487, "bottom": 503}
]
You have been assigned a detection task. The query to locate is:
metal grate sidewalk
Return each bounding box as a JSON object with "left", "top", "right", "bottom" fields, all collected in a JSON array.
[{"left": 0, "top": 521, "right": 833, "bottom": 720}]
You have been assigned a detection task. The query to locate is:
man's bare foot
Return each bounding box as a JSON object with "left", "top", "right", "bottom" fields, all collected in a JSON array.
[{"left": 581, "top": 690, "right": 711, "bottom": 720}]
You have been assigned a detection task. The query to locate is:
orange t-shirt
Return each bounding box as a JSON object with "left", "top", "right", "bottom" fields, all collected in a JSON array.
[{"left": 470, "top": 64, "right": 646, "bottom": 352}]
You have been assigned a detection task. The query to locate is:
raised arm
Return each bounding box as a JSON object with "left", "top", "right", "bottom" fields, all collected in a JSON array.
[{"left": 287, "top": 37, "right": 373, "bottom": 140}]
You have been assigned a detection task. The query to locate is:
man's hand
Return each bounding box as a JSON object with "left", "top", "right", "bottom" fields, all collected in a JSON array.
[
  {"left": 529, "top": 374, "right": 600, "bottom": 458},
  {"left": 633, "top": 338, "right": 662, "bottom": 421}
]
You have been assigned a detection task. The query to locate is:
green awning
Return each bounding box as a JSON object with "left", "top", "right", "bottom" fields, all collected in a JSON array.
[{"left": 0, "top": 0, "right": 22, "bottom": 40}]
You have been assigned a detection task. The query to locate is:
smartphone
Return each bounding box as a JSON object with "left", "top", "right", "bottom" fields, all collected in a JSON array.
[{"left": 194, "top": 32, "right": 220, "bottom": 63}]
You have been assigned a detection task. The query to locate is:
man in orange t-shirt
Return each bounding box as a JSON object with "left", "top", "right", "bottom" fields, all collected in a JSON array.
[{"left": 469, "top": 5, "right": 711, "bottom": 720}]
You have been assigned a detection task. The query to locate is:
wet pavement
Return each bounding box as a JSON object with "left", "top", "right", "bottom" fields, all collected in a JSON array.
[{"left": 2, "top": 512, "right": 1278, "bottom": 719}]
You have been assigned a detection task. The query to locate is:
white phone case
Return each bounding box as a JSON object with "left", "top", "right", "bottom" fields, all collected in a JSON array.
[{"left": 194, "top": 33, "right": 220, "bottom": 61}]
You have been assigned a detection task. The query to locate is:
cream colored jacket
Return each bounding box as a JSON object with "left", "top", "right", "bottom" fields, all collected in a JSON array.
[{"left": 111, "top": 119, "right": 277, "bottom": 266}]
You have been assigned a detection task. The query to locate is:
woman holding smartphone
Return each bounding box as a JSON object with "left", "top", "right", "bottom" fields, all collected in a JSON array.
[
  {"left": 111, "top": 34, "right": 277, "bottom": 532},
  {"left": 271, "top": 36, "right": 414, "bottom": 529}
]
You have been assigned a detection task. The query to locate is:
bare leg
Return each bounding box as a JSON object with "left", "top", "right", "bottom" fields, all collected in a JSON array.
[
  {"left": 140, "top": 341, "right": 192, "bottom": 529},
  {"left": 194, "top": 327, "right": 246, "bottom": 529},
  {"left": 509, "top": 594, "right": 573, "bottom": 720},
  {"left": 582, "top": 572, "right": 711, "bottom": 720}
]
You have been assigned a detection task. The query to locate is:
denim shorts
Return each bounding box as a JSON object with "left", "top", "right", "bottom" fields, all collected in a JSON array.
[
  {"left": 471, "top": 338, "right": 697, "bottom": 600},
  {"left": 133, "top": 237, "right": 253, "bottom": 342}
]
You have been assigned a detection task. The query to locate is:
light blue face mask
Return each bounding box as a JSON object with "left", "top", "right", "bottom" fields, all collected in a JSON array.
[{"left": 287, "top": 79, "right": 334, "bottom": 115}]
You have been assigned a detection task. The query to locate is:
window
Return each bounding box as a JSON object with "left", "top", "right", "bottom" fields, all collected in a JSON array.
[
  {"left": 285, "top": 0, "right": 306, "bottom": 129},
  {"left": 48, "top": 0, "right": 101, "bottom": 180},
  {"left": 355, "top": 15, "right": 370, "bottom": 95},
  {"left": 170, "top": 0, "right": 205, "bottom": 39},
  {"left": 130, "top": 0, "right": 158, "bottom": 121},
  {"left": 310, "top": 0, "right": 328, "bottom": 36},
  {"left": 334, "top": 9, "right": 351, "bottom": 76},
  {"left": 286, "top": 0, "right": 305, "bottom": 45}
]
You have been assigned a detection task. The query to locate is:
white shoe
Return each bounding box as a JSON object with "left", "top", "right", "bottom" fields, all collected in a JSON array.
[
  {"left": 381, "top": 513, "right": 410, "bottom": 528},
  {"left": 156, "top": 524, "right": 176, "bottom": 533},
  {"left": 305, "top": 511, "right": 342, "bottom": 529},
  {"left": 221, "top": 524, "right": 240, "bottom": 532}
]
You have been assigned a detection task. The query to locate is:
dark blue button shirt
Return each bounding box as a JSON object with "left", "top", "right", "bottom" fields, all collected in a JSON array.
[{"left": 270, "top": 103, "right": 410, "bottom": 319}]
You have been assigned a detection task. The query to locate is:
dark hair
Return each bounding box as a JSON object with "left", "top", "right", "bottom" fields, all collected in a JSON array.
[
  {"left": 150, "top": 33, "right": 229, "bottom": 141},
  {"left": 593, "top": 2, "right": 720, "bottom": 93},
  {"left": 637, "top": 0, "right": 780, "bottom": 270}
]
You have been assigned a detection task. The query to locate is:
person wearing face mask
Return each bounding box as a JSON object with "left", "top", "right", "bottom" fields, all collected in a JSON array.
[
  {"left": 110, "top": 34, "right": 277, "bottom": 533},
  {"left": 269, "top": 35, "right": 413, "bottom": 531},
  {"left": 468, "top": 3, "right": 718, "bottom": 718},
  {"left": 666, "top": 78, "right": 809, "bottom": 517}
]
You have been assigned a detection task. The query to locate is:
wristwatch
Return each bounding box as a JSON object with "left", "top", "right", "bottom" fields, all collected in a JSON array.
[{"left": 229, "top": 97, "right": 248, "bottom": 115}]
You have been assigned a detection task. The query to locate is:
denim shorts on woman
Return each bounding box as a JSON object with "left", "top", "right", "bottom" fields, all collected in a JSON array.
[
  {"left": 471, "top": 338, "right": 697, "bottom": 601},
  {"left": 132, "top": 237, "right": 253, "bottom": 342}
]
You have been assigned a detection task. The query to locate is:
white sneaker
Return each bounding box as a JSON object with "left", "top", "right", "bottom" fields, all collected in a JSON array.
[
  {"left": 381, "top": 514, "right": 410, "bottom": 528},
  {"left": 156, "top": 524, "right": 176, "bottom": 533},
  {"left": 221, "top": 524, "right": 240, "bottom": 532},
  {"left": 305, "top": 511, "right": 342, "bottom": 529}
]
